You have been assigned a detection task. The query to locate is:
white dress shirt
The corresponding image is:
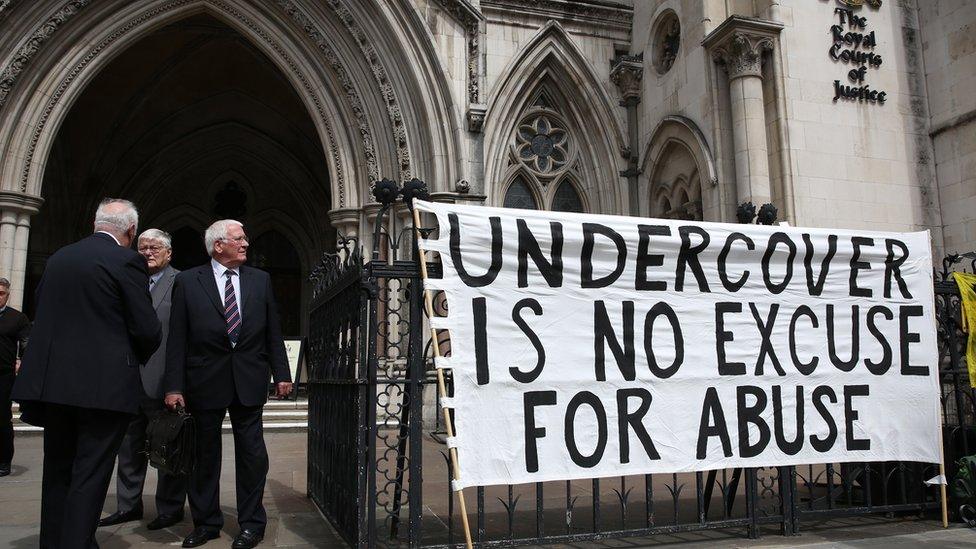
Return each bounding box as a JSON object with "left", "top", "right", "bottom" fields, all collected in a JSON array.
[
  {"left": 212, "top": 258, "right": 242, "bottom": 325},
  {"left": 149, "top": 270, "right": 164, "bottom": 289},
  {"left": 96, "top": 230, "right": 121, "bottom": 246}
]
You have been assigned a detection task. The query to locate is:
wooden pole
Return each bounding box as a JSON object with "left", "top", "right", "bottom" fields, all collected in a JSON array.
[{"left": 412, "top": 204, "right": 474, "bottom": 549}]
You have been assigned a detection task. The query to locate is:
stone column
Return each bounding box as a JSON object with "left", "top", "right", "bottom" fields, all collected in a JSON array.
[
  {"left": 0, "top": 191, "right": 44, "bottom": 309},
  {"left": 715, "top": 33, "right": 774, "bottom": 206},
  {"left": 610, "top": 54, "right": 644, "bottom": 217},
  {"left": 328, "top": 206, "right": 362, "bottom": 258},
  {"left": 704, "top": 17, "right": 782, "bottom": 211}
]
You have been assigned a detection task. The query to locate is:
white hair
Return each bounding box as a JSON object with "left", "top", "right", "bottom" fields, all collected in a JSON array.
[
  {"left": 138, "top": 228, "right": 172, "bottom": 249},
  {"left": 93, "top": 198, "right": 138, "bottom": 234},
  {"left": 204, "top": 219, "right": 243, "bottom": 255}
]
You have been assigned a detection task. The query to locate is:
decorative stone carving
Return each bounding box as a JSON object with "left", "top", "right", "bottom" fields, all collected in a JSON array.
[
  {"left": 466, "top": 103, "right": 486, "bottom": 132},
  {"left": 610, "top": 53, "right": 643, "bottom": 104},
  {"left": 515, "top": 113, "right": 569, "bottom": 176},
  {"left": 324, "top": 0, "right": 412, "bottom": 179},
  {"left": 274, "top": 0, "right": 378, "bottom": 185},
  {"left": 711, "top": 32, "right": 774, "bottom": 80},
  {"left": 0, "top": 0, "right": 92, "bottom": 109}
]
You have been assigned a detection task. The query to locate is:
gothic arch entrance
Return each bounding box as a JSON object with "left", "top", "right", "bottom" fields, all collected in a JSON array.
[{"left": 23, "top": 13, "right": 330, "bottom": 333}]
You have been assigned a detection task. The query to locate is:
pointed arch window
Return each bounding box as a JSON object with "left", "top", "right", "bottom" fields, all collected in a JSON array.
[
  {"left": 551, "top": 179, "right": 584, "bottom": 213},
  {"left": 503, "top": 177, "right": 538, "bottom": 210}
]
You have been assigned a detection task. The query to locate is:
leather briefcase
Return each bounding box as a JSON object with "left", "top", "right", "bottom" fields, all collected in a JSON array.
[{"left": 146, "top": 406, "right": 196, "bottom": 476}]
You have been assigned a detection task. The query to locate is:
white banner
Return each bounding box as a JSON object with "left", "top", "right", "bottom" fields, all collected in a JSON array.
[{"left": 414, "top": 200, "right": 941, "bottom": 490}]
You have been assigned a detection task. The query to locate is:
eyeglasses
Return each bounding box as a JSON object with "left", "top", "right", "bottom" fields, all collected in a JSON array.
[
  {"left": 138, "top": 245, "right": 167, "bottom": 254},
  {"left": 221, "top": 235, "right": 249, "bottom": 243}
]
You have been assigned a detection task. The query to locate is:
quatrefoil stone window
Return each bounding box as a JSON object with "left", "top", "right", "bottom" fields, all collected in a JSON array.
[{"left": 515, "top": 114, "right": 569, "bottom": 175}]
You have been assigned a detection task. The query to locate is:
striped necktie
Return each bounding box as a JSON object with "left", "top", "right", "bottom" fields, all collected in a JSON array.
[{"left": 224, "top": 270, "right": 241, "bottom": 346}]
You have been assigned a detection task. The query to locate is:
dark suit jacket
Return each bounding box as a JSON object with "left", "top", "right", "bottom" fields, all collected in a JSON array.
[
  {"left": 142, "top": 264, "right": 179, "bottom": 399},
  {"left": 163, "top": 263, "right": 290, "bottom": 410},
  {"left": 12, "top": 233, "right": 161, "bottom": 418}
]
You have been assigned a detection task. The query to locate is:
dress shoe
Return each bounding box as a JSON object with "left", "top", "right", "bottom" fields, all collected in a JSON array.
[
  {"left": 182, "top": 526, "right": 220, "bottom": 547},
  {"left": 231, "top": 529, "right": 264, "bottom": 549},
  {"left": 147, "top": 511, "right": 184, "bottom": 530},
  {"left": 0, "top": 463, "right": 10, "bottom": 477},
  {"left": 98, "top": 508, "right": 143, "bottom": 527}
]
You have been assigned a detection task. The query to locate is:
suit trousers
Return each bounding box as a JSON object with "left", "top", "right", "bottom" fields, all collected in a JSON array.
[
  {"left": 189, "top": 399, "right": 268, "bottom": 532},
  {"left": 114, "top": 398, "right": 186, "bottom": 516},
  {"left": 0, "top": 372, "right": 14, "bottom": 464},
  {"left": 39, "top": 404, "right": 131, "bottom": 549}
]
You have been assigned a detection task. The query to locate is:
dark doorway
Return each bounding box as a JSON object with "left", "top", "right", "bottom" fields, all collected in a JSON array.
[
  {"left": 248, "top": 230, "right": 302, "bottom": 336},
  {"left": 170, "top": 226, "right": 211, "bottom": 271}
]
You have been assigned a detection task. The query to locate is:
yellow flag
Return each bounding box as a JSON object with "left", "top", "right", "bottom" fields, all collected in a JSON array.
[{"left": 954, "top": 272, "right": 976, "bottom": 387}]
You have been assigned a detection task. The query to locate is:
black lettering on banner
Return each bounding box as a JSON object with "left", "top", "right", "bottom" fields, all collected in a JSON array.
[
  {"left": 644, "top": 302, "right": 684, "bottom": 379},
  {"left": 565, "top": 391, "right": 608, "bottom": 468},
  {"left": 790, "top": 305, "right": 820, "bottom": 375},
  {"left": 676, "top": 226, "right": 711, "bottom": 292},
  {"left": 636, "top": 225, "right": 671, "bottom": 291},
  {"left": 716, "top": 302, "right": 745, "bottom": 375},
  {"left": 718, "top": 232, "right": 754, "bottom": 292},
  {"left": 773, "top": 385, "right": 804, "bottom": 455},
  {"left": 884, "top": 239, "right": 913, "bottom": 299},
  {"left": 827, "top": 304, "right": 860, "bottom": 372},
  {"left": 449, "top": 213, "right": 502, "bottom": 287},
  {"left": 473, "top": 297, "right": 490, "bottom": 385},
  {"left": 697, "top": 387, "right": 732, "bottom": 459},
  {"left": 523, "top": 391, "right": 557, "bottom": 473},
  {"left": 517, "top": 219, "right": 564, "bottom": 288},
  {"left": 509, "top": 298, "right": 546, "bottom": 383},
  {"left": 616, "top": 388, "right": 661, "bottom": 463},
  {"left": 750, "top": 303, "right": 785, "bottom": 376},
  {"left": 803, "top": 234, "right": 838, "bottom": 297},
  {"left": 844, "top": 385, "right": 871, "bottom": 450},
  {"left": 594, "top": 300, "right": 635, "bottom": 381},
  {"left": 899, "top": 305, "right": 928, "bottom": 376},
  {"left": 865, "top": 305, "right": 893, "bottom": 375},
  {"left": 582, "top": 223, "right": 627, "bottom": 288},
  {"left": 849, "top": 236, "right": 874, "bottom": 298},
  {"left": 737, "top": 386, "right": 771, "bottom": 458},
  {"left": 810, "top": 386, "right": 838, "bottom": 452},
  {"left": 762, "top": 232, "right": 796, "bottom": 294}
]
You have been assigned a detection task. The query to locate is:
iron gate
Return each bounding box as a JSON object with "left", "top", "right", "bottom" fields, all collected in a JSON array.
[{"left": 307, "top": 183, "right": 973, "bottom": 547}]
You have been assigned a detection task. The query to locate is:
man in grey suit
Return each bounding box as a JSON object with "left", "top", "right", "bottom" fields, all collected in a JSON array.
[{"left": 99, "top": 229, "right": 187, "bottom": 530}]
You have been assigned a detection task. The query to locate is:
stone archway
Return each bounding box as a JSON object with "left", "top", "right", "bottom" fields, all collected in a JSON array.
[{"left": 0, "top": 0, "right": 463, "bottom": 308}]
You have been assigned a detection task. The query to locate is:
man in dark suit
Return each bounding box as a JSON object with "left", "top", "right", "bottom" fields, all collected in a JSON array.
[
  {"left": 0, "top": 277, "right": 30, "bottom": 477},
  {"left": 164, "top": 219, "right": 292, "bottom": 549},
  {"left": 99, "top": 229, "right": 186, "bottom": 530},
  {"left": 12, "top": 198, "right": 161, "bottom": 549}
]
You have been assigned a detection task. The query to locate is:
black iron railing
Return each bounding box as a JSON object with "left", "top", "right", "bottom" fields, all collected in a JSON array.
[{"left": 307, "top": 182, "right": 971, "bottom": 547}]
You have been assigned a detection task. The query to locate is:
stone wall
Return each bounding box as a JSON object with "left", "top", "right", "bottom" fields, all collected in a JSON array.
[{"left": 920, "top": 0, "right": 976, "bottom": 255}]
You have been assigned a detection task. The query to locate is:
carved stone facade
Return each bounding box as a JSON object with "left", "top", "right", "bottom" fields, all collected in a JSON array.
[{"left": 0, "top": 0, "right": 974, "bottom": 311}]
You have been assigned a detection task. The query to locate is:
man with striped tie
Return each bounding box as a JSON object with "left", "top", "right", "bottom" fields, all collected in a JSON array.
[{"left": 163, "top": 219, "right": 292, "bottom": 548}]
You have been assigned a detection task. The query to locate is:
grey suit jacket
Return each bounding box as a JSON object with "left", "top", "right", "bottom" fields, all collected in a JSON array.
[{"left": 142, "top": 264, "right": 179, "bottom": 399}]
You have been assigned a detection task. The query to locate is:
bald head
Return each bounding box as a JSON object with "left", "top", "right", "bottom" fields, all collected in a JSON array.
[{"left": 93, "top": 198, "right": 139, "bottom": 248}]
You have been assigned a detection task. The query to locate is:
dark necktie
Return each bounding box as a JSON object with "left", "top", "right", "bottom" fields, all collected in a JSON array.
[{"left": 224, "top": 270, "right": 241, "bottom": 346}]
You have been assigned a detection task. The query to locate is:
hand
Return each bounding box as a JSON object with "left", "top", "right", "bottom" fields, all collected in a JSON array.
[
  {"left": 164, "top": 393, "right": 185, "bottom": 410},
  {"left": 275, "top": 382, "right": 293, "bottom": 398},
  {"left": 14, "top": 359, "right": 20, "bottom": 374}
]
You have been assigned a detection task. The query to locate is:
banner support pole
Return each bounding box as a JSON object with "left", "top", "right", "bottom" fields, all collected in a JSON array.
[
  {"left": 411, "top": 204, "right": 474, "bottom": 549},
  {"left": 937, "top": 376, "right": 949, "bottom": 528}
]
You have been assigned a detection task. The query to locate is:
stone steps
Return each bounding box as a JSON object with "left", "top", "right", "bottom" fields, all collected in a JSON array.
[{"left": 11, "top": 399, "right": 310, "bottom": 434}]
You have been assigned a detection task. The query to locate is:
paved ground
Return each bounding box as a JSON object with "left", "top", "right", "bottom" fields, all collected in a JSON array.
[{"left": 2, "top": 431, "right": 976, "bottom": 548}]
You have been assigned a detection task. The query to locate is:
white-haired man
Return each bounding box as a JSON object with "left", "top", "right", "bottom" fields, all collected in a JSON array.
[
  {"left": 13, "top": 198, "right": 161, "bottom": 549},
  {"left": 100, "top": 228, "right": 186, "bottom": 530},
  {"left": 163, "top": 219, "right": 291, "bottom": 549}
]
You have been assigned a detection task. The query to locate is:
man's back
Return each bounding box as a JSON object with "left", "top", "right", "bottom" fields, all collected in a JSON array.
[{"left": 13, "top": 232, "right": 160, "bottom": 415}]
